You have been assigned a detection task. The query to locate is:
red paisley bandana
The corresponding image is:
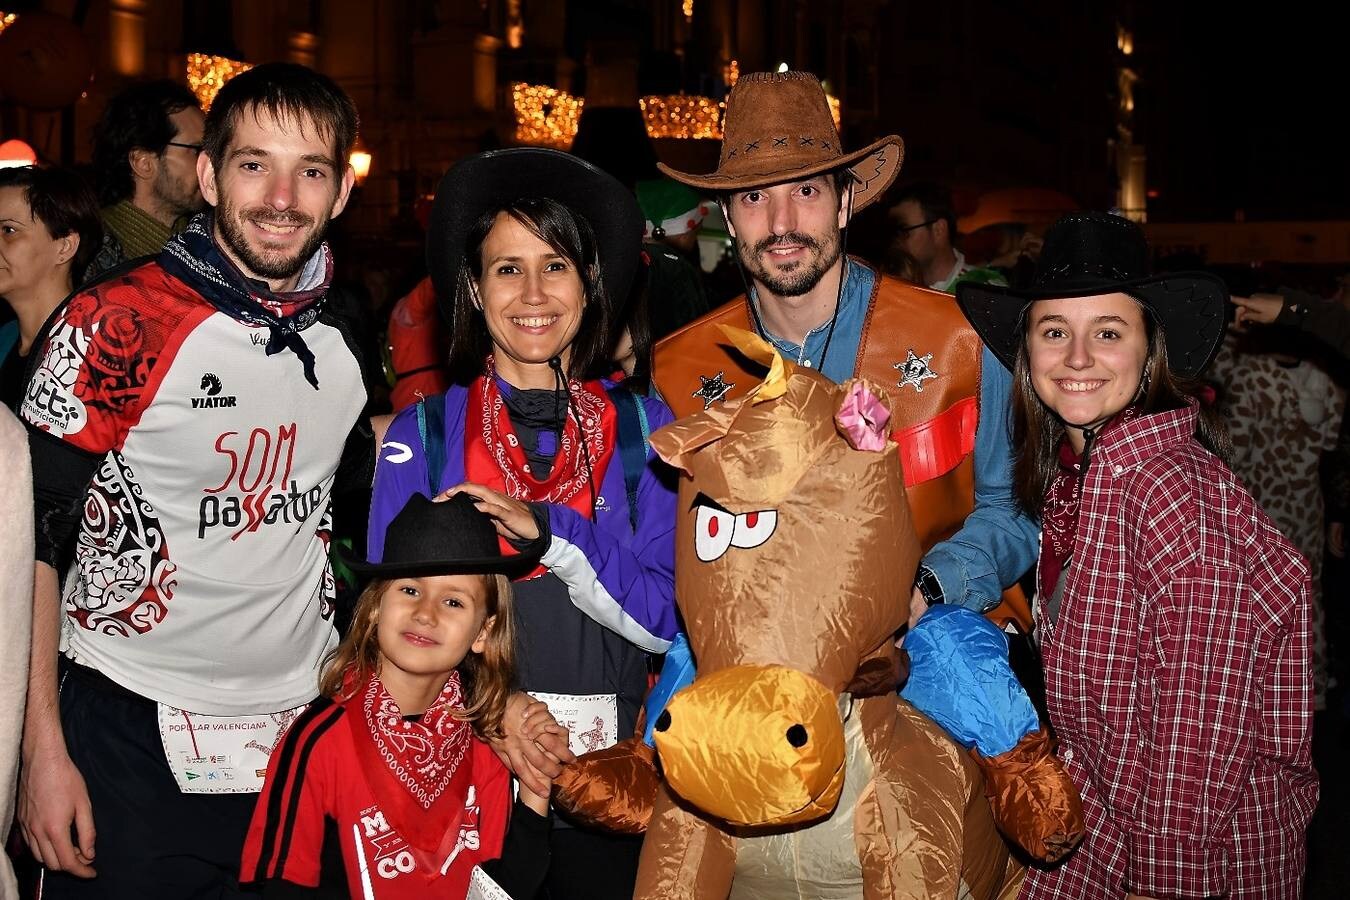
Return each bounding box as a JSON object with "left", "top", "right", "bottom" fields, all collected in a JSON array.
[
  {"left": 462, "top": 358, "right": 617, "bottom": 575},
  {"left": 346, "top": 669, "right": 474, "bottom": 854},
  {"left": 1038, "top": 408, "right": 1138, "bottom": 597}
]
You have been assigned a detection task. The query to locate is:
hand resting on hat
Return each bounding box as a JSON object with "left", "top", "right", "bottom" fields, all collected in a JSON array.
[
  {"left": 432, "top": 483, "right": 573, "bottom": 796},
  {"left": 437, "top": 482, "right": 541, "bottom": 542}
]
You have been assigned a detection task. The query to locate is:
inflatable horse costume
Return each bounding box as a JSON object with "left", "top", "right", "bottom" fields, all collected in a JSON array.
[{"left": 559, "top": 331, "right": 1081, "bottom": 898}]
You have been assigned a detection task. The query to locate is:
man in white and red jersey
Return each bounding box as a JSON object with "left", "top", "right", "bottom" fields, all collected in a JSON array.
[{"left": 16, "top": 63, "right": 367, "bottom": 898}]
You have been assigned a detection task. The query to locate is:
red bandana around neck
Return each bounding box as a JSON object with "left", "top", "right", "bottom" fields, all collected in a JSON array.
[
  {"left": 341, "top": 667, "right": 509, "bottom": 891},
  {"left": 462, "top": 358, "right": 617, "bottom": 575},
  {"left": 347, "top": 669, "right": 473, "bottom": 852},
  {"left": 1038, "top": 407, "right": 1139, "bottom": 596}
]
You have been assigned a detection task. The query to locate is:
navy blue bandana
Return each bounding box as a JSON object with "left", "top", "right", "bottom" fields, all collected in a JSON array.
[{"left": 159, "top": 214, "right": 333, "bottom": 388}]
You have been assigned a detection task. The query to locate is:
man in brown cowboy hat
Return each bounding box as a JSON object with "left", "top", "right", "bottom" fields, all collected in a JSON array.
[{"left": 651, "top": 70, "right": 1037, "bottom": 629}]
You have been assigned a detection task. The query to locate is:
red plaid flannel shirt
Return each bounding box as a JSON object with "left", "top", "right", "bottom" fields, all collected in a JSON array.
[{"left": 1023, "top": 404, "right": 1318, "bottom": 900}]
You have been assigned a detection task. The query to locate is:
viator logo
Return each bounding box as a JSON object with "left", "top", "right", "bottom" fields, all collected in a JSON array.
[{"left": 193, "top": 373, "right": 237, "bottom": 409}]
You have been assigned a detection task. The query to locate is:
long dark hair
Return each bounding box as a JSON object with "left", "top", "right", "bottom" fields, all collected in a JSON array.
[
  {"left": 1011, "top": 298, "right": 1230, "bottom": 516},
  {"left": 446, "top": 197, "right": 611, "bottom": 385}
]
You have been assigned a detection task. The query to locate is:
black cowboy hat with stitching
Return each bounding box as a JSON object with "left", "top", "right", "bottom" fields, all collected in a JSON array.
[
  {"left": 345, "top": 492, "right": 539, "bottom": 578},
  {"left": 426, "top": 148, "right": 644, "bottom": 321},
  {"left": 955, "top": 211, "right": 1228, "bottom": 379}
]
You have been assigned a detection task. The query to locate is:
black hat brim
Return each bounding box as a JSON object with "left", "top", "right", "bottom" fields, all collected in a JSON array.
[
  {"left": 339, "top": 547, "right": 541, "bottom": 580},
  {"left": 426, "top": 148, "right": 644, "bottom": 320},
  {"left": 955, "top": 271, "right": 1228, "bottom": 379}
]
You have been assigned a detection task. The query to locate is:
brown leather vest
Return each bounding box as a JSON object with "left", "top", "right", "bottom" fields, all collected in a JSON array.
[{"left": 653, "top": 265, "right": 1030, "bottom": 630}]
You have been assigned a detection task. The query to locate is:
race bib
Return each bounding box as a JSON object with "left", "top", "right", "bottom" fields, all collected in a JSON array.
[
  {"left": 156, "top": 703, "right": 307, "bottom": 794},
  {"left": 467, "top": 865, "right": 513, "bottom": 900},
  {"left": 530, "top": 692, "right": 619, "bottom": 756}
]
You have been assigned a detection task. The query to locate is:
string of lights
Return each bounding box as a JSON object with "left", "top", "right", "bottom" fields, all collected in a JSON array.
[
  {"left": 511, "top": 81, "right": 584, "bottom": 149},
  {"left": 639, "top": 94, "right": 724, "bottom": 140},
  {"left": 186, "top": 52, "right": 253, "bottom": 111}
]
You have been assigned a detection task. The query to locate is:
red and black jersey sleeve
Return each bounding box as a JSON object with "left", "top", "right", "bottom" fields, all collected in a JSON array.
[
  {"left": 241, "top": 697, "right": 345, "bottom": 889},
  {"left": 21, "top": 266, "right": 211, "bottom": 564},
  {"left": 21, "top": 266, "right": 210, "bottom": 454}
]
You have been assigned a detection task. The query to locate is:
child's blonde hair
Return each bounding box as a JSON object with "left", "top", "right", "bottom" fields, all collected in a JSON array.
[{"left": 319, "top": 574, "right": 518, "bottom": 741}]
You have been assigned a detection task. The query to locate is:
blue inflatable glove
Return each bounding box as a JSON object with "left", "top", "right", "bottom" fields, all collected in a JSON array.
[
  {"left": 899, "top": 605, "right": 1039, "bottom": 757},
  {"left": 642, "top": 632, "right": 696, "bottom": 747}
]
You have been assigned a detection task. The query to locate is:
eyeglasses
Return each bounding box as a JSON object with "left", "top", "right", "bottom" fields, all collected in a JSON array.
[
  {"left": 894, "top": 218, "right": 938, "bottom": 235},
  {"left": 165, "top": 141, "right": 204, "bottom": 153}
]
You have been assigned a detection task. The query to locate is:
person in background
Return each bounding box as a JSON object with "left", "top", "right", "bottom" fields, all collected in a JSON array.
[
  {"left": 1232, "top": 274, "right": 1350, "bottom": 357},
  {"left": 1209, "top": 325, "right": 1342, "bottom": 711},
  {"left": 0, "top": 166, "right": 102, "bottom": 410},
  {"left": 1230, "top": 272, "right": 1350, "bottom": 712},
  {"left": 635, "top": 177, "right": 711, "bottom": 340},
  {"left": 85, "top": 80, "right": 205, "bottom": 279},
  {"left": 386, "top": 276, "right": 450, "bottom": 412},
  {"left": 888, "top": 181, "right": 1007, "bottom": 292},
  {"left": 0, "top": 405, "right": 33, "bottom": 900}
]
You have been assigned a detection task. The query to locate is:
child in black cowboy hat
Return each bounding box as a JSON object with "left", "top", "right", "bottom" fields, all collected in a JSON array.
[
  {"left": 241, "top": 493, "right": 567, "bottom": 900},
  {"left": 957, "top": 211, "right": 1317, "bottom": 900}
]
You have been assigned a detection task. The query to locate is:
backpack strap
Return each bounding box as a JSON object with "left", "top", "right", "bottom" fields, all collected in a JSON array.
[
  {"left": 605, "top": 384, "right": 650, "bottom": 532},
  {"left": 415, "top": 395, "right": 448, "bottom": 496},
  {"left": 0, "top": 321, "right": 18, "bottom": 363}
]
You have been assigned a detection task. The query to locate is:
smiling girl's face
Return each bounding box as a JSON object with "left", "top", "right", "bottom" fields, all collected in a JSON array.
[{"left": 1026, "top": 292, "right": 1149, "bottom": 451}]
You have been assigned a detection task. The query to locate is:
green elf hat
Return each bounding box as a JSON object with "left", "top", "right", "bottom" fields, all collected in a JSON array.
[{"left": 636, "top": 177, "right": 710, "bottom": 239}]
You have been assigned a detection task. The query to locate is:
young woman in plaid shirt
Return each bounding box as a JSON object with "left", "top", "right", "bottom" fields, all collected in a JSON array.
[{"left": 958, "top": 212, "right": 1318, "bottom": 900}]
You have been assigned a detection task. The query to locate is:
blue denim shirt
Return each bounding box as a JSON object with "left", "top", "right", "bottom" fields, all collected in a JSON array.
[{"left": 754, "top": 261, "right": 1038, "bottom": 612}]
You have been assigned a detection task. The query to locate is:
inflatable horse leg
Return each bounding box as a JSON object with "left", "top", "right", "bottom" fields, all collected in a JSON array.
[
  {"left": 552, "top": 633, "right": 697, "bottom": 833},
  {"left": 901, "top": 605, "right": 1084, "bottom": 863},
  {"left": 855, "top": 697, "right": 1012, "bottom": 900},
  {"left": 634, "top": 782, "right": 736, "bottom": 900}
]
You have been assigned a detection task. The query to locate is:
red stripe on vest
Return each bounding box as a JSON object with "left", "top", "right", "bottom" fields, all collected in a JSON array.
[{"left": 893, "top": 396, "right": 978, "bottom": 487}]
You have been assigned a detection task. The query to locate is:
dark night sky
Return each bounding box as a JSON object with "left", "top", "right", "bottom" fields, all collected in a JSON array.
[{"left": 1136, "top": 4, "right": 1350, "bottom": 222}]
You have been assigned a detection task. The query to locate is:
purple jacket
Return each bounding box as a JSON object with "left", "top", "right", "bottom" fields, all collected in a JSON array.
[{"left": 368, "top": 381, "right": 678, "bottom": 653}]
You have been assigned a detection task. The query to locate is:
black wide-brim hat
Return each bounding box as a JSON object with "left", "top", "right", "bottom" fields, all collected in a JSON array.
[
  {"left": 955, "top": 211, "right": 1228, "bottom": 379},
  {"left": 426, "top": 148, "right": 644, "bottom": 320},
  {"left": 344, "top": 492, "right": 539, "bottom": 579}
]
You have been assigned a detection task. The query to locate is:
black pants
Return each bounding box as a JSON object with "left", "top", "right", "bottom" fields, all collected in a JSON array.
[
  {"left": 539, "top": 826, "right": 643, "bottom": 900},
  {"left": 41, "top": 664, "right": 261, "bottom": 900}
]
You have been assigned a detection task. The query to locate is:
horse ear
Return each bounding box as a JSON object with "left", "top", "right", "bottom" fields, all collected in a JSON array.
[
  {"left": 649, "top": 403, "right": 739, "bottom": 474},
  {"left": 835, "top": 379, "right": 894, "bottom": 452}
]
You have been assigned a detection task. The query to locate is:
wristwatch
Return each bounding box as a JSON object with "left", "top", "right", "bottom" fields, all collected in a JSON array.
[{"left": 915, "top": 566, "right": 945, "bottom": 606}]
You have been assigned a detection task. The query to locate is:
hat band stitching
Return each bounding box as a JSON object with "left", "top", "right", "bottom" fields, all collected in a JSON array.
[{"left": 1038, "top": 262, "right": 1134, "bottom": 282}]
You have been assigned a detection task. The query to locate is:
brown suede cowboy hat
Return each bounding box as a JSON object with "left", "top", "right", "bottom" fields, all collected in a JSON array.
[{"left": 658, "top": 71, "right": 903, "bottom": 212}]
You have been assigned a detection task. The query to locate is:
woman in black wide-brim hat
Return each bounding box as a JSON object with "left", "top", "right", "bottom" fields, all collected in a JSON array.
[
  {"left": 367, "top": 148, "right": 679, "bottom": 899},
  {"left": 956, "top": 211, "right": 1317, "bottom": 899}
]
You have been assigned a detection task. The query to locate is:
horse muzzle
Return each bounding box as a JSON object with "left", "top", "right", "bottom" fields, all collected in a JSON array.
[{"left": 652, "top": 663, "right": 845, "bottom": 827}]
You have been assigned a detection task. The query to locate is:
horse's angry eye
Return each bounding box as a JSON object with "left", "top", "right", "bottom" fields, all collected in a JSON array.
[
  {"left": 692, "top": 494, "right": 779, "bottom": 561},
  {"left": 731, "top": 509, "right": 777, "bottom": 549},
  {"left": 695, "top": 506, "right": 735, "bottom": 562}
]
